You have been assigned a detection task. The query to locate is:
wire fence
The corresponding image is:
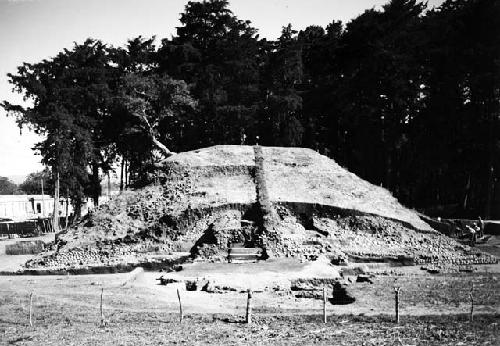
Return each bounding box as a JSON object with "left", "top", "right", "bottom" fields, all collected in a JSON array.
[
  {"left": 0, "top": 216, "right": 71, "bottom": 237},
  {"left": 1, "top": 277, "right": 498, "bottom": 328}
]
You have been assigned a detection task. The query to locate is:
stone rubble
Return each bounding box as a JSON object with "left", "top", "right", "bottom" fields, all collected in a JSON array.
[{"left": 24, "top": 145, "right": 498, "bottom": 270}]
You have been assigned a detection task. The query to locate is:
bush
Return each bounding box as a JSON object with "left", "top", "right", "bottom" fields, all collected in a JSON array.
[{"left": 5, "top": 240, "right": 45, "bottom": 255}]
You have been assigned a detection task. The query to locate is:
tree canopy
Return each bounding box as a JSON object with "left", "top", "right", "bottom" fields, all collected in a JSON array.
[
  {"left": 2, "top": 0, "right": 499, "bottom": 219},
  {"left": 18, "top": 170, "right": 52, "bottom": 195},
  {"left": 0, "top": 177, "right": 19, "bottom": 195}
]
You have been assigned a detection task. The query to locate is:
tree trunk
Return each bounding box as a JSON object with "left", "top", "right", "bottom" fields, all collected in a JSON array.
[
  {"left": 53, "top": 171, "right": 60, "bottom": 233},
  {"left": 151, "top": 136, "right": 175, "bottom": 157},
  {"left": 385, "top": 151, "right": 392, "bottom": 190},
  {"left": 92, "top": 163, "right": 100, "bottom": 207},
  {"left": 485, "top": 166, "right": 494, "bottom": 219},
  {"left": 74, "top": 199, "right": 82, "bottom": 220},
  {"left": 463, "top": 173, "right": 471, "bottom": 211},
  {"left": 65, "top": 187, "right": 69, "bottom": 229},
  {"left": 381, "top": 113, "right": 387, "bottom": 188},
  {"left": 120, "top": 157, "right": 124, "bottom": 192},
  {"left": 124, "top": 158, "right": 128, "bottom": 189},
  {"left": 131, "top": 111, "right": 175, "bottom": 158},
  {"left": 41, "top": 179, "right": 45, "bottom": 217},
  {"left": 107, "top": 172, "right": 111, "bottom": 200}
]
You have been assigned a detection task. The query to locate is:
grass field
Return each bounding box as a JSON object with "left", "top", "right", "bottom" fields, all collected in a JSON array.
[
  {"left": 0, "top": 264, "right": 499, "bottom": 345},
  {"left": 1, "top": 312, "right": 498, "bottom": 345}
]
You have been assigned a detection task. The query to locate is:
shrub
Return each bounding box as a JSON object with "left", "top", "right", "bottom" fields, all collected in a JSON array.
[{"left": 5, "top": 240, "right": 45, "bottom": 255}]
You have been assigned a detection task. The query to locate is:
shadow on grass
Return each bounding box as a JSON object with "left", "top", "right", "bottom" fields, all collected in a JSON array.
[
  {"left": 218, "top": 316, "right": 246, "bottom": 324},
  {"left": 8, "top": 335, "right": 33, "bottom": 345}
]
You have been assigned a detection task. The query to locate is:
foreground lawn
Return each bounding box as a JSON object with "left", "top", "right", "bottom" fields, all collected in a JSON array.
[{"left": 1, "top": 312, "right": 498, "bottom": 345}]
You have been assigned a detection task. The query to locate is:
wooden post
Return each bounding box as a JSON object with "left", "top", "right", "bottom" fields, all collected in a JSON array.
[
  {"left": 176, "top": 289, "right": 183, "bottom": 323},
  {"left": 100, "top": 287, "right": 105, "bottom": 326},
  {"left": 323, "top": 286, "right": 327, "bottom": 323},
  {"left": 246, "top": 289, "right": 253, "bottom": 324},
  {"left": 469, "top": 283, "right": 474, "bottom": 322},
  {"left": 29, "top": 292, "right": 33, "bottom": 327},
  {"left": 394, "top": 287, "right": 400, "bottom": 324}
]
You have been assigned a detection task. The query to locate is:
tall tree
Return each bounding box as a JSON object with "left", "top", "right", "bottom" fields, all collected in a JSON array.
[
  {"left": 2, "top": 0, "right": 498, "bottom": 220},
  {"left": 298, "top": 22, "right": 343, "bottom": 153},
  {"left": 336, "top": 0, "right": 426, "bottom": 193},
  {"left": 416, "top": 0, "right": 500, "bottom": 216},
  {"left": 261, "top": 24, "right": 304, "bottom": 146},
  {"left": 157, "top": 0, "right": 262, "bottom": 147},
  {"left": 119, "top": 73, "right": 197, "bottom": 158},
  {"left": 2, "top": 39, "right": 119, "bottom": 213}
]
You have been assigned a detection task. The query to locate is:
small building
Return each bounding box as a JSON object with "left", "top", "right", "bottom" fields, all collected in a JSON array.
[{"left": 0, "top": 195, "right": 72, "bottom": 222}]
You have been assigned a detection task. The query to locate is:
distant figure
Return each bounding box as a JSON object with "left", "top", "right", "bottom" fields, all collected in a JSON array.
[
  {"left": 466, "top": 224, "right": 477, "bottom": 246},
  {"left": 240, "top": 130, "right": 247, "bottom": 145},
  {"left": 454, "top": 220, "right": 463, "bottom": 238},
  {"left": 478, "top": 216, "right": 484, "bottom": 238},
  {"left": 36, "top": 216, "right": 43, "bottom": 234}
]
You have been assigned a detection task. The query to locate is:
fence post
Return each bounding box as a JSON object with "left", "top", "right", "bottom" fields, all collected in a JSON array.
[
  {"left": 177, "top": 288, "right": 183, "bottom": 323},
  {"left": 394, "top": 287, "right": 400, "bottom": 324},
  {"left": 469, "top": 283, "right": 474, "bottom": 322},
  {"left": 323, "top": 286, "right": 327, "bottom": 323},
  {"left": 29, "top": 292, "right": 33, "bottom": 327},
  {"left": 246, "top": 289, "right": 253, "bottom": 324},
  {"left": 100, "top": 287, "right": 105, "bottom": 326}
]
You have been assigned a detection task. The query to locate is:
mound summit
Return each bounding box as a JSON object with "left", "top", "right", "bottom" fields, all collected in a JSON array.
[{"left": 28, "top": 145, "right": 495, "bottom": 270}]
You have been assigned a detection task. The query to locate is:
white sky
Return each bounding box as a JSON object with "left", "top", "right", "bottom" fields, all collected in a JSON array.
[{"left": 0, "top": 0, "right": 445, "bottom": 179}]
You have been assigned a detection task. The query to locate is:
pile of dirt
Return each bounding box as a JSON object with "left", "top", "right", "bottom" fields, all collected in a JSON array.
[{"left": 26, "top": 145, "right": 497, "bottom": 270}]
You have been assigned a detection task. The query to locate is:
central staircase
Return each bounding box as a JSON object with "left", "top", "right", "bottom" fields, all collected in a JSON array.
[{"left": 228, "top": 243, "right": 263, "bottom": 263}]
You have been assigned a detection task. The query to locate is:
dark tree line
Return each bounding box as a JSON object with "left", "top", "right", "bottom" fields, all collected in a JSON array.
[
  {"left": 2, "top": 0, "right": 499, "bottom": 219},
  {"left": 0, "top": 177, "right": 19, "bottom": 195}
]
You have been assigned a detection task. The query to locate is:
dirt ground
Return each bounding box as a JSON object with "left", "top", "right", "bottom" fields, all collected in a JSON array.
[
  {"left": 1, "top": 235, "right": 499, "bottom": 345},
  {"left": 0, "top": 261, "right": 499, "bottom": 345},
  {"left": 477, "top": 234, "right": 500, "bottom": 258}
]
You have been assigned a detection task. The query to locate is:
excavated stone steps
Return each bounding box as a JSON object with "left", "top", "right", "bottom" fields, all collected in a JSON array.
[{"left": 228, "top": 247, "right": 264, "bottom": 263}]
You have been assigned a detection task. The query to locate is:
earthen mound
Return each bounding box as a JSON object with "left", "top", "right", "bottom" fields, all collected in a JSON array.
[{"left": 26, "top": 145, "right": 496, "bottom": 269}]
